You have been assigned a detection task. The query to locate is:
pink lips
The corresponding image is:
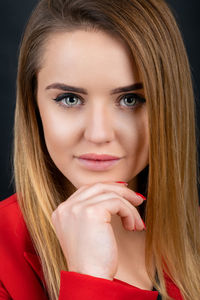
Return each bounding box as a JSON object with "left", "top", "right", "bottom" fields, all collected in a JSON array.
[
  {"left": 76, "top": 153, "right": 122, "bottom": 171},
  {"left": 78, "top": 153, "right": 120, "bottom": 161}
]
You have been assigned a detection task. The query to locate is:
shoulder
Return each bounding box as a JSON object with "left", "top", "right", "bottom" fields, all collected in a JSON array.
[
  {"left": 0, "top": 193, "right": 18, "bottom": 209},
  {"left": 0, "top": 193, "right": 22, "bottom": 227},
  {"left": 0, "top": 194, "right": 47, "bottom": 299},
  {"left": 0, "top": 193, "right": 30, "bottom": 251}
]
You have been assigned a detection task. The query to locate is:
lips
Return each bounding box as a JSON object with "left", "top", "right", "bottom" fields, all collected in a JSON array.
[
  {"left": 78, "top": 153, "right": 120, "bottom": 161},
  {"left": 76, "top": 156, "right": 121, "bottom": 171}
]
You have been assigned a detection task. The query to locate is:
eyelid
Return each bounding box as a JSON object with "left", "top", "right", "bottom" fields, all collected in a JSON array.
[
  {"left": 118, "top": 92, "right": 145, "bottom": 100},
  {"left": 53, "top": 92, "right": 145, "bottom": 101},
  {"left": 53, "top": 92, "right": 83, "bottom": 102}
]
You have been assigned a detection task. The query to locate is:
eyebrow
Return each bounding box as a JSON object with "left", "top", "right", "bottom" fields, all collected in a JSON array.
[{"left": 45, "top": 82, "right": 143, "bottom": 95}]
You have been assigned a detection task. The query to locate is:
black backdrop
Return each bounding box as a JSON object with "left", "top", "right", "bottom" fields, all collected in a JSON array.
[{"left": 0, "top": 0, "right": 200, "bottom": 201}]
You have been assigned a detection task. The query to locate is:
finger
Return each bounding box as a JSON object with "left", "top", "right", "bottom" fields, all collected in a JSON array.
[
  {"left": 66, "top": 182, "right": 145, "bottom": 207},
  {"left": 86, "top": 198, "right": 144, "bottom": 231},
  {"left": 71, "top": 192, "right": 144, "bottom": 231}
]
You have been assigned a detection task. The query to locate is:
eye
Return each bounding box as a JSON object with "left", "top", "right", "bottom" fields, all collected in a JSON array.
[
  {"left": 52, "top": 92, "right": 146, "bottom": 110},
  {"left": 53, "top": 93, "right": 82, "bottom": 107},
  {"left": 118, "top": 93, "right": 146, "bottom": 110}
]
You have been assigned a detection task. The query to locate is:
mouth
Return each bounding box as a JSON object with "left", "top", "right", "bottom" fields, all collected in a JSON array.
[
  {"left": 76, "top": 157, "right": 121, "bottom": 171},
  {"left": 78, "top": 153, "right": 121, "bottom": 161}
]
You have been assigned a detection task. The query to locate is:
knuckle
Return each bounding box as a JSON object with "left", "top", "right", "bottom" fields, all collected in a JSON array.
[
  {"left": 70, "top": 204, "right": 82, "bottom": 215},
  {"left": 85, "top": 206, "right": 96, "bottom": 218},
  {"left": 57, "top": 203, "right": 65, "bottom": 214},
  {"left": 56, "top": 203, "right": 70, "bottom": 218}
]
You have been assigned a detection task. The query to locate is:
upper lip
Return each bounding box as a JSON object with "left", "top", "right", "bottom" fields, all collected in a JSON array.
[{"left": 77, "top": 153, "right": 121, "bottom": 161}]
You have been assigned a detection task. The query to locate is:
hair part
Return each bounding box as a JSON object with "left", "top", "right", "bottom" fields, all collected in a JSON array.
[{"left": 14, "top": 0, "right": 200, "bottom": 299}]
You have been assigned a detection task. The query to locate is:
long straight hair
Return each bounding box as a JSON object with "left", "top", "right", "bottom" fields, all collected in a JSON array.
[{"left": 13, "top": 0, "right": 200, "bottom": 299}]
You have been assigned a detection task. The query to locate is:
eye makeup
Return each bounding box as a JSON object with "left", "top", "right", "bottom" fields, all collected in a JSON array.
[{"left": 52, "top": 92, "right": 146, "bottom": 111}]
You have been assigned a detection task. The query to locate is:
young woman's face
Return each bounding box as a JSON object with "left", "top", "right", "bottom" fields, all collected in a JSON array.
[{"left": 37, "top": 29, "right": 149, "bottom": 190}]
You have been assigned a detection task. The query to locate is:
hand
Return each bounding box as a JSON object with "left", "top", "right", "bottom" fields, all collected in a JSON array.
[{"left": 51, "top": 181, "right": 146, "bottom": 281}]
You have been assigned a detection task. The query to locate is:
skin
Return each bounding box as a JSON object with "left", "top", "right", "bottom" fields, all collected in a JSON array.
[
  {"left": 37, "top": 29, "right": 149, "bottom": 190},
  {"left": 37, "top": 29, "right": 153, "bottom": 289}
]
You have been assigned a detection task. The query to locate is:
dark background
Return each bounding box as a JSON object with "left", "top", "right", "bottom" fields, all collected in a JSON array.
[{"left": 0, "top": 0, "right": 200, "bottom": 201}]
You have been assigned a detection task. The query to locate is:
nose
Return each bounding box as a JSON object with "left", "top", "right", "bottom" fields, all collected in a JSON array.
[{"left": 83, "top": 103, "right": 115, "bottom": 144}]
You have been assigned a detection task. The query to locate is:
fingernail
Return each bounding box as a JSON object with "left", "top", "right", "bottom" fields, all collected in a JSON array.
[
  {"left": 135, "top": 192, "right": 146, "bottom": 200},
  {"left": 141, "top": 219, "right": 146, "bottom": 230},
  {"left": 115, "top": 181, "right": 128, "bottom": 186}
]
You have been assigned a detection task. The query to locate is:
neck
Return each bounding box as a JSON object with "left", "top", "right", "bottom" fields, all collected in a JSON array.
[{"left": 111, "top": 215, "right": 155, "bottom": 290}]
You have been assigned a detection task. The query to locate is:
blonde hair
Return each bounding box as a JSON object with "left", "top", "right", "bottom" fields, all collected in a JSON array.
[{"left": 13, "top": 0, "right": 200, "bottom": 299}]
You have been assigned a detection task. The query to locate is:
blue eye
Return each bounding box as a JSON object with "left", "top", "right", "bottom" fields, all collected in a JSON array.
[
  {"left": 53, "top": 93, "right": 82, "bottom": 107},
  {"left": 53, "top": 92, "right": 146, "bottom": 110},
  {"left": 118, "top": 93, "right": 146, "bottom": 109}
]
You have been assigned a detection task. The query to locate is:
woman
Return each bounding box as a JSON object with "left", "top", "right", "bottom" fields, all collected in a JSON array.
[{"left": 0, "top": 0, "right": 200, "bottom": 299}]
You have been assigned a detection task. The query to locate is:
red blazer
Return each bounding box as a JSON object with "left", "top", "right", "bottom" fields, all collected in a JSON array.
[{"left": 0, "top": 193, "right": 183, "bottom": 300}]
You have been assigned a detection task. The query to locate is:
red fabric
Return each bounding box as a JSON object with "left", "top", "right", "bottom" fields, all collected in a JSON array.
[
  {"left": 0, "top": 193, "right": 183, "bottom": 299},
  {"left": 59, "top": 271, "right": 158, "bottom": 299}
]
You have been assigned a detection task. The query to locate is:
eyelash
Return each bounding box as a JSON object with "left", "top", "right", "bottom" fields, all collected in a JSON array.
[{"left": 52, "top": 92, "right": 146, "bottom": 110}]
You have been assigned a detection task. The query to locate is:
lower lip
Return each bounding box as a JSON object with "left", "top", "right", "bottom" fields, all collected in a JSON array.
[{"left": 76, "top": 158, "right": 121, "bottom": 171}]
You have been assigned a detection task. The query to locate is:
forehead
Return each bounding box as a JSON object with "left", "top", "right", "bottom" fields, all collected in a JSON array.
[
  {"left": 37, "top": 29, "right": 141, "bottom": 90},
  {"left": 41, "top": 30, "right": 137, "bottom": 69}
]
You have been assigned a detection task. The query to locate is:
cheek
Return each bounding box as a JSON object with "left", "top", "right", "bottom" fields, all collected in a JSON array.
[
  {"left": 39, "top": 106, "right": 72, "bottom": 155},
  {"left": 124, "top": 110, "right": 148, "bottom": 145},
  {"left": 125, "top": 110, "right": 149, "bottom": 163}
]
